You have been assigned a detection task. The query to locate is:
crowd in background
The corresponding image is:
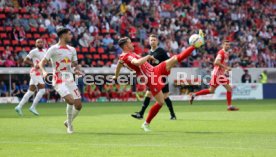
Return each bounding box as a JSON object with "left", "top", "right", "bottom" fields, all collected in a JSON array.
[{"left": 0, "top": 0, "right": 275, "bottom": 68}]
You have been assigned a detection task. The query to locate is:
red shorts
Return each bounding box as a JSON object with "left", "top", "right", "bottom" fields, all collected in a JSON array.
[
  {"left": 148, "top": 62, "right": 171, "bottom": 96},
  {"left": 210, "top": 75, "right": 229, "bottom": 88}
]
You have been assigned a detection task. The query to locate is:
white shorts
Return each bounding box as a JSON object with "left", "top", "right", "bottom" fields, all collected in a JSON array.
[
  {"left": 30, "top": 75, "right": 44, "bottom": 85},
  {"left": 54, "top": 81, "right": 81, "bottom": 99}
]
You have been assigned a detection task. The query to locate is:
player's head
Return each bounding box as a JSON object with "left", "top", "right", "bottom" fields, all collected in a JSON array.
[
  {"left": 35, "top": 39, "right": 44, "bottom": 49},
  {"left": 222, "top": 40, "right": 230, "bottom": 51},
  {"left": 118, "top": 37, "right": 134, "bottom": 52},
  {"left": 149, "top": 34, "right": 158, "bottom": 48},
  {"left": 57, "top": 27, "right": 72, "bottom": 43}
]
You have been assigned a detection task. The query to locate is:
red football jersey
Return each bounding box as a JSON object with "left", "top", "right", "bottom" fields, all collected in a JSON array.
[
  {"left": 212, "top": 49, "right": 229, "bottom": 76},
  {"left": 119, "top": 52, "right": 154, "bottom": 77}
]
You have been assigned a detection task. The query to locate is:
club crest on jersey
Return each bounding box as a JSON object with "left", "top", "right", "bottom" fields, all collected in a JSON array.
[{"left": 60, "top": 57, "right": 71, "bottom": 63}]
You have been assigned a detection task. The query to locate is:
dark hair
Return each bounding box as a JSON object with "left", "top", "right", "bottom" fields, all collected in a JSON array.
[
  {"left": 57, "top": 27, "right": 70, "bottom": 37},
  {"left": 149, "top": 34, "right": 158, "bottom": 38},
  {"left": 118, "top": 37, "right": 129, "bottom": 48}
]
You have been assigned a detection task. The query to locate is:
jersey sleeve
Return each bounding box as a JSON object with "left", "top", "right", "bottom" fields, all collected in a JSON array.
[
  {"left": 44, "top": 46, "right": 55, "bottom": 60},
  {"left": 72, "top": 47, "right": 78, "bottom": 62},
  {"left": 26, "top": 50, "right": 34, "bottom": 59}
]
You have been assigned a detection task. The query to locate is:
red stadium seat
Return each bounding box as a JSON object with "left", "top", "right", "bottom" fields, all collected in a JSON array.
[
  {"left": 34, "top": 34, "right": 40, "bottom": 38},
  {"left": 0, "top": 27, "right": 4, "bottom": 32},
  {"left": 13, "top": 8, "right": 19, "bottom": 13},
  {"left": 12, "top": 40, "right": 19, "bottom": 45},
  {"left": 86, "top": 54, "right": 92, "bottom": 59},
  {"left": 109, "top": 54, "right": 116, "bottom": 60},
  {"left": 91, "top": 61, "right": 96, "bottom": 66},
  {"left": 0, "top": 8, "right": 3, "bottom": 13},
  {"left": 76, "top": 47, "right": 80, "bottom": 52},
  {"left": 26, "top": 33, "right": 33, "bottom": 38},
  {"left": 0, "top": 47, "right": 5, "bottom": 51},
  {"left": 101, "top": 54, "right": 108, "bottom": 60},
  {"left": 20, "top": 40, "right": 28, "bottom": 46},
  {"left": 29, "top": 40, "right": 35, "bottom": 46},
  {"left": 20, "top": 8, "right": 27, "bottom": 14},
  {"left": 31, "top": 27, "right": 37, "bottom": 32},
  {"left": 98, "top": 47, "right": 104, "bottom": 54},
  {"left": 39, "top": 27, "right": 46, "bottom": 32},
  {"left": 25, "top": 47, "right": 31, "bottom": 52},
  {"left": 101, "top": 29, "right": 107, "bottom": 34},
  {"left": 4, "top": 7, "right": 11, "bottom": 13},
  {"left": 0, "top": 14, "right": 5, "bottom": 19},
  {"left": 89, "top": 47, "right": 96, "bottom": 53},
  {"left": 0, "top": 33, "right": 7, "bottom": 38},
  {"left": 109, "top": 29, "right": 115, "bottom": 34},
  {"left": 3, "top": 40, "right": 10, "bottom": 45},
  {"left": 77, "top": 54, "right": 84, "bottom": 59},
  {"left": 5, "top": 26, "right": 12, "bottom": 32},
  {"left": 15, "top": 46, "right": 22, "bottom": 52},
  {"left": 24, "top": 14, "right": 30, "bottom": 19},
  {"left": 93, "top": 54, "right": 100, "bottom": 59},
  {"left": 82, "top": 47, "right": 88, "bottom": 53}
]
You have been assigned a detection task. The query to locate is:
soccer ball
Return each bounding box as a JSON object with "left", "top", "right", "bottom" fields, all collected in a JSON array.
[{"left": 189, "top": 34, "right": 204, "bottom": 48}]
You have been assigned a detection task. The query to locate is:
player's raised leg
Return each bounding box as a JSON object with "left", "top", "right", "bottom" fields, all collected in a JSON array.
[
  {"left": 15, "top": 85, "right": 36, "bottom": 116},
  {"left": 141, "top": 91, "right": 164, "bottom": 132},
  {"left": 29, "top": 83, "right": 45, "bottom": 116},
  {"left": 223, "top": 84, "right": 239, "bottom": 111}
]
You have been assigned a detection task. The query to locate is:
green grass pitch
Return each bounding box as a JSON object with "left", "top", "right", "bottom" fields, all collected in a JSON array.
[{"left": 0, "top": 100, "right": 276, "bottom": 157}]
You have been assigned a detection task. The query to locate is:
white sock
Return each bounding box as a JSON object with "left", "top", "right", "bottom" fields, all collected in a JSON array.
[
  {"left": 30, "top": 89, "right": 45, "bottom": 109},
  {"left": 72, "top": 106, "right": 80, "bottom": 122},
  {"left": 66, "top": 104, "right": 73, "bottom": 126},
  {"left": 18, "top": 90, "right": 34, "bottom": 108}
]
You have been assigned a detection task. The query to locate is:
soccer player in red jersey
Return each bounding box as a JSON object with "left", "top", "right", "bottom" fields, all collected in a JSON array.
[
  {"left": 189, "top": 40, "right": 239, "bottom": 111},
  {"left": 113, "top": 35, "right": 204, "bottom": 131}
]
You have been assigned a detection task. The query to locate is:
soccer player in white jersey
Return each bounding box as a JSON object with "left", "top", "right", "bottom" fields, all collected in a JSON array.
[
  {"left": 15, "top": 39, "right": 46, "bottom": 116},
  {"left": 39, "top": 28, "right": 83, "bottom": 134}
]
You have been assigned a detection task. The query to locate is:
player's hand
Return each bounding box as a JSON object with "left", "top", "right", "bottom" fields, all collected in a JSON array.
[
  {"left": 111, "top": 76, "right": 118, "bottom": 80},
  {"left": 226, "top": 67, "right": 231, "bottom": 72},
  {"left": 147, "top": 55, "right": 156, "bottom": 62},
  {"left": 74, "top": 69, "right": 85, "bottom": 76}
]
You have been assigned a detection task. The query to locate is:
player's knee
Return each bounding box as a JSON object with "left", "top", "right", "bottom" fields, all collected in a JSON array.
[
  {"left": 74, "top": 102, "right": 82, "bottom": 110},
  {"left": 146, "top": 92, "right": 152, "bottom": 98},
  {"left": 209, "top": 89, "right": 215, "bottom": 94},
  {"left": 67, "top": 98, "right": 75, "bottom": 105},
  {"left": 227, "top": 87, "right": 232, "bottom": 92}
]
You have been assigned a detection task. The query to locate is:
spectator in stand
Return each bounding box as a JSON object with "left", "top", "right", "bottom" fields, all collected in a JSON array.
[
  {"left": 11, "top": 82, "right": 20, "bottom": 97},
  {"left": 241, "top": 69, "right": 252, "bottom": 83},
  {"left": 4, "top": 56, "right": 16, "bottom": 67},
  {"left": 20, "top": 80, "right": 29, "bottom": 97},
  {"left": 2, "top": 46, "right": 11, "bottom": 59},
  {"left": 0, "top": 81, "right": 8, "bottom": 97}
]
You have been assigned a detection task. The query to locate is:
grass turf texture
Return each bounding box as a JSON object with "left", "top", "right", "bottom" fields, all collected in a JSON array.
[{"left": 0, "top": 100, "right": 276, "bottom": 157}]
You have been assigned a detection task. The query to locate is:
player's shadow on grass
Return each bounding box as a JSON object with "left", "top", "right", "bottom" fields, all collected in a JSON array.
[{"left": 79, "top": 132, "right": 159, "bottom": 136}]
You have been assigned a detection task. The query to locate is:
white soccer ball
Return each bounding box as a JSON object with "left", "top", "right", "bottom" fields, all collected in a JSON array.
[{"left": 189, "top": 34, "right": 204, "bottom": 48}]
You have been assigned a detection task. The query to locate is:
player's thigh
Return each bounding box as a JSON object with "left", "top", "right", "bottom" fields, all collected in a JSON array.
[
  {"left": 163, "top": 92, "right": 169, "bottom": 99},
  {"left": 165, "top": 55, "right": 178, "bottom": 71},
  {"left": 208, "top": 86, "right": 216, "bottom": 93},
  {"left": 67, "top": 82, "right": 81, "bottom": 100},
  {"left": 29, "top": 85, "right": 36, "bottom": 92},
  {"left": 54, "top": 83, "right": 74, "bottom": 104},
  {"left": 63, "top": 94, "right": 75, "bottom": 105},
  {"left": 153, "top": 91, "right": 165, "bottom": 105},
  {"left": 145, "top": 90, "right": 152, "bottom": 98},
  {"left": 223, "top": 84, "right": 232, "bottom": 92}
]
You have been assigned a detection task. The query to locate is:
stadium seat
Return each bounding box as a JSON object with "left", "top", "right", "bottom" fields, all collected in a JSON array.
[
  {"left": 76, "top": 47, "right": 80, "bottom": 52},
  {"left": 3, "top": 40, "right": 10, "bottom": 45},
  {"left": 109, "top": 29, "right": 115, "bottom": 34},
  {"left": 93, "top": 54, "right": 100, "bottom": 59},
  {"left": 25, "top": 47, "right": 31, "bottom": 52},
  {"left": 0, "top": 26, "right": 3, "bottom": 32},
  {"left": 0, "top": 46, "right": 4, "bottom": 51},
  {"left": 82, "top": 47, "right": 88, "bottom": 53},
  {"left": 0, "top": 14, "right": 5, "bottom": 19},
  {"left": 26, "top": 33, "right": 33, "bottom": 38},
  {"left": 34, "top": 34, "right": 40, "bottom": 38},
  {"left": 13, "top": 8, "right": 19, "bottom": 13},
  {"left": 101, "top": 54, "right": 108, "bottom": 60},
  {"left": 20, "top": 40, "right": 28, "bottom": 46},
  {"left": 15, "top": 46, "right": 22, "bottom": 52},
  {"left": 0, "top": 8, "right": 3, "bottom": 13},
  {"left": 20, "top": 8, "right": 27, "bottom": 14},
  {"left": 77, "top": 54, "right": 84, "bottom": 59},
  {"left": 29, "top": 40, "right": 35, "bottom": 46},
  {"left": 98, "top": 47, "right": 104, "bottom": 54},
  {"left": 0, "top": 33, "right": 7, "bottom": 38},
  {"left": 12, "top": 40, "right": 19, "bottom": 45},
  {"left": 5, "top": 27, "right": 12, "bottom": 32},
  {"left": 86, "top": 54, "right": 92, "bottom": 59},
  {"left": 31, "top": 27, "right": 37, "bottom": 32},
  {"left": 89, "top": 47, "right": 96, "bottom": 53},
  {"left": 39, "top": 27, "right": 46, "bottom": 32},
  {"left": 109, "top": 54, "right": 116, "bottom": 60}
]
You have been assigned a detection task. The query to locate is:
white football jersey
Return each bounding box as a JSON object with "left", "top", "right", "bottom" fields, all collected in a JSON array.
[
  {"left": 26, "top": 48, "right": 47, "bottom": 76},
  {"left": 44, "top": 44, "right": 77, "bottom": 85}
]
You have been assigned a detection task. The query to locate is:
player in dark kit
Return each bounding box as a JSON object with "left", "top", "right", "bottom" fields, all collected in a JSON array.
[{"left": 131, "top": 34, "right": 176, "bottom": 120}]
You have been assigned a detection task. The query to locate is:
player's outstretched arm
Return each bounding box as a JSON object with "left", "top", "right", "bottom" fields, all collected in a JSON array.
[
  {"left": 114, "top": 61, "right": 123, "bottom": 79},
  {"left": 39, "top": 58, "right": 48, "bottom": 77},
  {"left": 131, "top": 55, "right": 155, "bottom": 66}
]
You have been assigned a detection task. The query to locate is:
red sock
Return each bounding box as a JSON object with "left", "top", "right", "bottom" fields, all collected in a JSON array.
[
  {"left": 195, "top": 89, "right": 210, "bottom": 96},
  {"left": 146, "top": 102, "right": 162, "bottom": 124},
  {"left": 177, "top": 46, "right": 195, "bottom": 63},
  {"left": 226, "top": 91, "right": 232, "bottom": 107}
]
